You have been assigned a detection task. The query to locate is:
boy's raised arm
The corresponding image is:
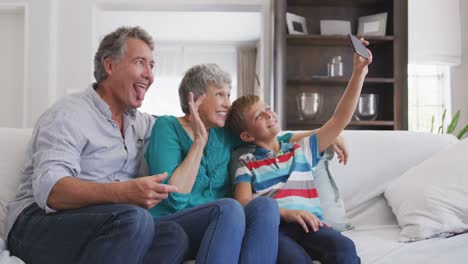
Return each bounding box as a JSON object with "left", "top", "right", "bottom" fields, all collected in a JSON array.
[
  {"left": 317, "top": 39, "right": 372, "bottom": 153},
  {"left": 288, "top": 129, "right": 319, "bottom": 142}
]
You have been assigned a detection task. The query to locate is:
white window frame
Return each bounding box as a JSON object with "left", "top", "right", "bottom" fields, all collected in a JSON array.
[{"left": 408, "top": 64, "right": 451, "bottom": 132}]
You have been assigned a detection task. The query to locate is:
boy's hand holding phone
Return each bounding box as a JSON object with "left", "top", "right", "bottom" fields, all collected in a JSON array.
[{"left": 348, "top": 34, "right": 373, "bottom": 76}]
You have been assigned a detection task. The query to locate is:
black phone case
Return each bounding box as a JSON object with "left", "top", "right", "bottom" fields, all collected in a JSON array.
[{"left": 348, "top": 34, "right": 369, "bottom": 59}]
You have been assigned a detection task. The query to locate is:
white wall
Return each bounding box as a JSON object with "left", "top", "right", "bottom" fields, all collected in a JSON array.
[
  {"left": 139, "top": 43, "right": 238, "bottom": 116},
  {"left": 0, "top": 11, "right": 23, "bottom": 128},
  {"left": 0, "top": 0, "right": 273, "bottom": 128},
  {"left": 56, "top": 0, "right": 94, "bottom": 97},
  {"left": 24, "top": 0, "right": 57, "bottom": 127},
  {"left": 2, "top": 0, "right": 465, "bottom": 129},
  {"left": 0, "top": 0, "right": 59, "bottom": 128},
  {"left": 450, "top": 0, "right": 468, "bottom": 128}
]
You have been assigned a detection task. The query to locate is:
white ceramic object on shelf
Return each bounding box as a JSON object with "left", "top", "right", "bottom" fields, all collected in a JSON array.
[{"left": 320, "top": 20, "right": 351, "bottom": 35}]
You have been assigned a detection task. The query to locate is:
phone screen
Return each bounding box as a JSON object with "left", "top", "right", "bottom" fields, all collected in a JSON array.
[{"left": 348, "top": 34, "right": 369, "bottom": 60}]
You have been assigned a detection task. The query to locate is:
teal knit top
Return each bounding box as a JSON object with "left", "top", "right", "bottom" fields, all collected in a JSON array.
[{"left": 145, "top": 115, "right": 292, "bottom": 217}]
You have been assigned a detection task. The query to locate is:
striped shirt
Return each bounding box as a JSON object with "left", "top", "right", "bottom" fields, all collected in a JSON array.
[
  {"left": 233, "top": 134, "right": 323, "bottom": 219},
  {"left": 5, "top": 86, "right": 155, "bottom": 238}
]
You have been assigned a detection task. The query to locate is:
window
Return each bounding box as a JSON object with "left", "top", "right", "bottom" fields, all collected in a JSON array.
[
  {"left": 139, "top": 43, "right": 237, "bottom": 116},
  {"left": 408, "top": 64, "right": 451, "bottom": 132}
]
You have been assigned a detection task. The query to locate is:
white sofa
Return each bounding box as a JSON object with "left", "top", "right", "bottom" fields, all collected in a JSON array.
[
  {"left": 1, "top": 127, "right": 467, "bottom": 263},
  {"left": 328, "top": 130, "right": 468, "bottom": 263}
]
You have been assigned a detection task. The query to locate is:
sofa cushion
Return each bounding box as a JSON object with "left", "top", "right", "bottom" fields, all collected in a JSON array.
[
  {"left": 0, "top": 238, "right": 24, "bottom": 264},
  {"left": 0, "top": 128, "right": 32, "bottom": 239},
  {"left": 385, "top": 138, "right": 468, "bottom": 242},
  {"left": 344, "top": 225, "right": 468, "bottom": 263},
  {"left": 311, "top": 148, "right": 352, "bottom": 231},
  {"left": 329, "top": 131, "right": 459, "bottom": 227}
]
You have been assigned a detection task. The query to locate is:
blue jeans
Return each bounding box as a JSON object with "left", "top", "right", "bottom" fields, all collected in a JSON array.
[
  {"left": 278, "top": 222, "right": 360, "bottom": 264},
  {"left": 156, "top": 197, "right": 279, "bottom": 264},
  {"left": 8, "top": 203, "right": 188, "bottom": 264}
]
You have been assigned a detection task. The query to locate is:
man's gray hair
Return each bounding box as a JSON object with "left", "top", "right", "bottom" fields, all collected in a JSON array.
[
  {"left": 179, "top": 63, "right": 232, "bottom": 114},
  {"left": 94, "top": 26, "right": 154, "bottom": 85}
]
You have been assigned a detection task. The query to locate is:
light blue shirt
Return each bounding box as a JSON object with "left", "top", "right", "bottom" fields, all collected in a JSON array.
[{"left": 5, "top": 86, "right": 155, "bottom": 238}]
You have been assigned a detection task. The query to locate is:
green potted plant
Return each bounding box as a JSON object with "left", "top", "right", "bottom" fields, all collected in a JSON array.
[{"left": 431, "top": 110, "right": 468, "bottom": 139}]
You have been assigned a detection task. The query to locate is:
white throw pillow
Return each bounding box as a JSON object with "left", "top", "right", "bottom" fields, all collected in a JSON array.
[{"left": 384, "top": 138, "right": 468, "bottom": 242}]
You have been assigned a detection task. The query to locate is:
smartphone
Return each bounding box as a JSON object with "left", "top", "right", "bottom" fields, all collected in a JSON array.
[{"left": 348, "top": 34, "right": 369, "bottom": 60}]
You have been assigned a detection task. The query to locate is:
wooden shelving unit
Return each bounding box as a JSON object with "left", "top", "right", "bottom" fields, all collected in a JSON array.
[
  {"left": 287, "top": 34, "right": 395, "bottom": 45},
  {"left": 274, "top": 0, "right": 408, "bottom": 130},
  {"left": 287, "top": 120, "right": 395, "bottom": 130},
  {"left": 287, "top": 77, "right": 395, "bottom": 84}
]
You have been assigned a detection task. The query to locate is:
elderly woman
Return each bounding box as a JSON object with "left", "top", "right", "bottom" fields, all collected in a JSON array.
[
  {"left": 146, "top": 64, "right": 347, "bottom": 263},
  {"left": 145, "top": 64, "right": 289, "bottom": 263}
]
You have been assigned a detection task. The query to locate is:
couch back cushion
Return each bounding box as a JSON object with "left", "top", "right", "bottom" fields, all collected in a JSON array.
[
  {"left": 329, "top": 130, "right": 458, "bottom": 226},
  {"left": 0, "top": 128, "right": 32, "bottom": 239}
]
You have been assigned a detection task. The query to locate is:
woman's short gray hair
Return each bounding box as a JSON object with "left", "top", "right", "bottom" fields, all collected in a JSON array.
[
  {"left": 94, "top": 26, "right": 154, "bottom": 85},
  {"left": 179, "top": 63, "right": 232, "bottom": 114}
]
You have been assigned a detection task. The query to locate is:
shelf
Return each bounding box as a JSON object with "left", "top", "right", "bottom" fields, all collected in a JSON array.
[
  {"left": 288, "top": 77, "right": 395, "bottom": 85},
  {"left": 288, "top": 120, "right": 395, "bottom": 127},
  {"left": 349, "top": 120, "right": 394, "bottom": 126},
  {"left": 287, "top": 35, "right": 394, "bottom": 45},
  {"left": 276, "top": 0, "right": 407, "bottom": 130}
]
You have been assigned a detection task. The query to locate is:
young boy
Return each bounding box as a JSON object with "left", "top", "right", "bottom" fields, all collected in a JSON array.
[{"left": 226, "top": 41, "right": 372, "bottom": 264}]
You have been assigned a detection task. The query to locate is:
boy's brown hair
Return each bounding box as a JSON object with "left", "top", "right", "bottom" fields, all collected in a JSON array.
[{"left": 226, "top": 94, "right": 260, "bottom": 136}]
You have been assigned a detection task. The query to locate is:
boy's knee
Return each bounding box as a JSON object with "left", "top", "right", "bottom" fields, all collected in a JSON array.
[
  {"left": 336, "top": 235, "right": 357, "bottom": 253},
  {"left": 329, "top": 235, "right": 359, "bottom": 263}
]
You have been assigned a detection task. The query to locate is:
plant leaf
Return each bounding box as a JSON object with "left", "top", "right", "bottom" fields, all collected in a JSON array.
[
  {"left": 438, "top": 124, "right": 443, "bottom": 134},
  {"left": 447, "top": 110, "right": 460, "bottom": 134},
  {"left": 441, "top": 109, "right": 447, "bottom": 134},
  {"left": 457, "top": 123, "right": 468, "bottom": 139},
  {"left": 431, "top": 115, "right": 435, "bottom": 133}
]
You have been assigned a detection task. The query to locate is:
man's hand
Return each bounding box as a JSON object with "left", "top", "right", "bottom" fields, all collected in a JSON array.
[
  {"left": 331, "top": 134, "right": 348, "bottom": 165},
  {"left": 280, "top": 208, "right": 329, "bottom": 233},
  {"left": 115, "top": 173, "right": 178, "bottom": 209}
]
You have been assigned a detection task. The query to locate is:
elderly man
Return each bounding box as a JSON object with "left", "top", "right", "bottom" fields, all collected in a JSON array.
[{"left": 6, "top": 26, "right": 189, "bottom": 264}]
